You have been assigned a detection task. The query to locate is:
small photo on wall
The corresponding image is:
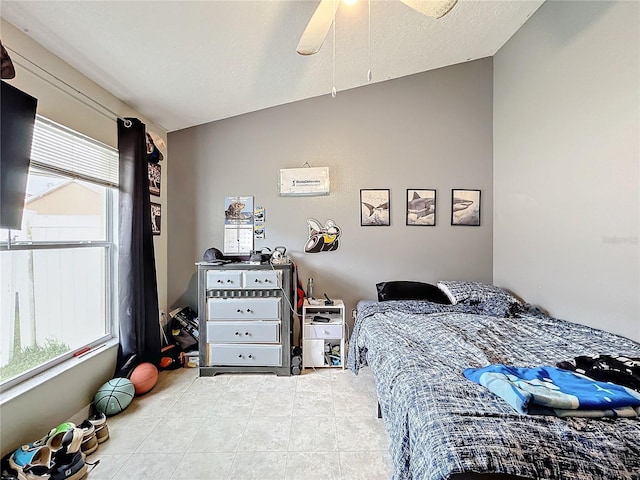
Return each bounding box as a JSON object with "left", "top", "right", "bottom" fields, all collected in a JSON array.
[
  {"left": 360, "top": 189, "right": 390, "bottom": 226},
  {"left": 151, "top": 202, "right": 161, "bottom": 235},
  {"left": 148, "top": 163, "right": 161, "bottom": 196},
  {"left": 406, "top": 189, "right": 436, "bottom": 226},
  {"left": 451, "top": 189, "right": 480, "bottom": 226}
]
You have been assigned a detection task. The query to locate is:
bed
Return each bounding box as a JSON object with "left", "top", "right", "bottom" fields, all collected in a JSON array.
[{"left": 347, "top": 281, "right": 640, "bottom": 480}]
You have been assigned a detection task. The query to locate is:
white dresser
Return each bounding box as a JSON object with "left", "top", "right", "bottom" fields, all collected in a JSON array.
[{"left": 197, "top": 262, "right": 294, "bottom": 376}]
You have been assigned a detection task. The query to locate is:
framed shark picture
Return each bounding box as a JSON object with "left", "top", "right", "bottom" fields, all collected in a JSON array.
[
  {"left": 406, "top": 189, "right": 436, "bottom": 226},
  {"left": 360, "top": 189, "right": 390, "bottom": 226},
  {"left": 451, "top": 189, "right": 481, "bottom": 226}
]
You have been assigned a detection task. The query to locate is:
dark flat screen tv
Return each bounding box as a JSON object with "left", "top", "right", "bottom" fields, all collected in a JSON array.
[{"left": 1, "top": 81, "right": 38, "bottom": 230}]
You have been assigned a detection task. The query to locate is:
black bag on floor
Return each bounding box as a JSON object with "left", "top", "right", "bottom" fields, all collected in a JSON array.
[{"left": 169, "top": 306, "right": 199, "bottom": 351}]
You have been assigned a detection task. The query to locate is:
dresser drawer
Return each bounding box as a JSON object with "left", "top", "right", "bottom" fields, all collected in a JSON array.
[
  {"left": 243, "top": 270, "right": 281, "bottom": 289},
  {"left": 207, "top": 321, "right": 280, "bottom": 343},
  {"left": 207, "top": 297, "right": 280, "bottom": 321},
  {"left": 207, "top": 270, "right": 243, "bottom": 289},
  {"left": 208, "top": 344, "right": 282, "bottom": 366},
  {"left": 304, "top": 324, "right": 343, "bottom": 339}
]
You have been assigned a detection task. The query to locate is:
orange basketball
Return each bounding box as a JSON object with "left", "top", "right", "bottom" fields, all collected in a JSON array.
[{"left": 129, "top": 362, "right": 159, "bottom": 395}]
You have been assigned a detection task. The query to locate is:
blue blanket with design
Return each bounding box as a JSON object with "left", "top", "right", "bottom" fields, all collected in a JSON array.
[{"left": 464, "top": 364, "right": 640, "bottom": 417}]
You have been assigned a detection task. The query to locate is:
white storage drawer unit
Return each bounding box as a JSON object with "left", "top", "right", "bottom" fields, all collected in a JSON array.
[
  {"left": 208, "top": 344, "right": 282, "bottom": 366},
  {"left": 304, "top": 324, "right": 343, "bottom": 340},
  {"left": 207, "top": 321, "right": 280, "bottom": 343},
  {"left": 207, "top": 297, "right": 280, "bottom": 321},
  {"left": 197, "top": 263, "right": 293, "bottom": 376},
  {"left": 243, "top": 270, "right": 281, "bottom": 289},
  {"left": 302, "top": 339, "right": 326, "bottom": 369},
  {"left": 206, "top": 270, "right": 243, "bottom": 289},
  {"left": 206, "top": 269, "right": 281, "bottom": 290}
]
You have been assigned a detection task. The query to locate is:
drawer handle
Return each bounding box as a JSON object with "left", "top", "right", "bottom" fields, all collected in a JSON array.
[
  {"left": 254, "top": 279, "right": 259, "bottom": 283},
  {"left": 238, "top": 354, "right": 243, "bottom": 358},
  {"left": 235, "top": 332, "right": 241, "bottom": 336},
  {"left": 227, "top": 279, "right": 232, "bottom": 283},
  {"left": 244, "top": 332, "right": 250, "bottom": 336},
  {"left": 248, "top": 354, "right": 253, "bottom": 359},
  {"left": 237, "top": 309, "right": 242, "bottom": 313},
  {"left": 246, "top": 309, "right": 253, "bottom": 313},
  {"left": 217, "top": 279, "right": 223, "bottom": 283}
]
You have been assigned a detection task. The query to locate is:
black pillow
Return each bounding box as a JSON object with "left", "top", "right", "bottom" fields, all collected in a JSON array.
[{"left": 376, "top": 281, "right": 451, "bottom": 304}]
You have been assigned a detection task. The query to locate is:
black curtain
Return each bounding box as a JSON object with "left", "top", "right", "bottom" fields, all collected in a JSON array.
[{"left": 116, "top": 118, "right": 160, "bottom": 371}]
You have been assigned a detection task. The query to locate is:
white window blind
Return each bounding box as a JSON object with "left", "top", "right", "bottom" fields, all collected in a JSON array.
[{"left": 30, "top": 116, "right": 119, "bottom": 187}]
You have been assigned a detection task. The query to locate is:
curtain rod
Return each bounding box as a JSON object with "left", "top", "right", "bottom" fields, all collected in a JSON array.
[{"left": 5, "top": 45, "right": 133, "bottom": 128}]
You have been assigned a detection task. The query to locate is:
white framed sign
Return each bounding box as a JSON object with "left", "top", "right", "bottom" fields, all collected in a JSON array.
[{"left": 278, "top": 167, "right": 330, "bottom": 196}]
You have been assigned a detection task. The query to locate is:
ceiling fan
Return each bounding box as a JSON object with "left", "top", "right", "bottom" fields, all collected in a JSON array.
[{"left": 297, "top": 0, "right": 459, "bottom": 56}]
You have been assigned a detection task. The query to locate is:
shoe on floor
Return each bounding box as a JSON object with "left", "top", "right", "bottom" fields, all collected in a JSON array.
[
  {"left": 77, "top": 420, "right": 97, "bottom": 456},
  {"left": 47, "top": 451, "right": 86, "bottom": 480},
  {"left": 25, "top": 423, "right": 74, "bottom": 452},
  {"left": 88, "top": 413, "right": 109, "bottom": 444},
  {"left": 1, "top": 451, "right": 19, "bottom": 479},
  {"left": 8, "top": 445, "right": 52, "bottom": 480},
  {"left": 23, "top": 423, "right": 81, "bottom": 458},
  {"left": 50, "top": 429, "right": 83, "bottom": 462}
]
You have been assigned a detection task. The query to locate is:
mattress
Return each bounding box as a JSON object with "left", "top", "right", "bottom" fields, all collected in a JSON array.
[{"left": 348, "top": 299, "right": 640, "bottom": 480}]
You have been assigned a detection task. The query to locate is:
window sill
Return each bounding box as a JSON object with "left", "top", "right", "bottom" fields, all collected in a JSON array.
[{"left": 0, "top": 338, "right": 119, "bottom": 406}]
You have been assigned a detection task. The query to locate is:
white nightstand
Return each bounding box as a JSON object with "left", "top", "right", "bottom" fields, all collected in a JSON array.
[{"left": 302, "top": 299, "right": 346, "bottom": 370}]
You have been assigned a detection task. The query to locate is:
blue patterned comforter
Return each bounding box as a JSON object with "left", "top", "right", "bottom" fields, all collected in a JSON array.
[{"left": 348, "top": 300, "right": 640, "bottom": 480}]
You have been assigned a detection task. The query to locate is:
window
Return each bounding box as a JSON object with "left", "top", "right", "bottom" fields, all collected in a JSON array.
[{"left": 0, "top": 117, "right": 118, "bottom": 388}]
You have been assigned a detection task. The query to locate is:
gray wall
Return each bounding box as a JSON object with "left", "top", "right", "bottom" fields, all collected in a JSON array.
[
  {"left": 168, "top": 58, "right": 494, "bottom": 326},
  {"left": 493, "top": 1, "right": 639, "bottom": 341}
]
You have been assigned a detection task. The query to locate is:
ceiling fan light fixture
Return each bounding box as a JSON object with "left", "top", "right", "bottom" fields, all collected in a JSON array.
[
  {"left": 296, "top": 0, "right": 340, "bottom": 56},
  {"left": 400, "top": 0, "right": 459, "bottom": 19},
  {"left": 297, "top": 0, "right": 458, "bottom": 56}
]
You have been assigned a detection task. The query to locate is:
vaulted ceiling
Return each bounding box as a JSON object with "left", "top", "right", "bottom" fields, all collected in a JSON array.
[{"left": 1, "top": 1, "right": 545, "bottom": 132}]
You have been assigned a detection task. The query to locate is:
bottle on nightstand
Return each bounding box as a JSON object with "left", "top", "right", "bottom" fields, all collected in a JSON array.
[{"left": 307, "top": 277, "right": 314, "bottom": 299}]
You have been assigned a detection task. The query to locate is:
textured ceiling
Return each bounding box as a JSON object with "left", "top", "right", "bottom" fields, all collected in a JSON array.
[{"left": 1, "top": 1, "right": 544, "bottom": 132}]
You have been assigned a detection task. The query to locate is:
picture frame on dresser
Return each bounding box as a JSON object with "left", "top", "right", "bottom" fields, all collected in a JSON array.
[
  {"left": 406, "top": 189, "right": 436, "bottom": 226},
  {"left": 451, "top": 189, "right": 481, "bottom": 226},
  {"left": 360, "top": 189, "right": 390, "bottom": 226}
]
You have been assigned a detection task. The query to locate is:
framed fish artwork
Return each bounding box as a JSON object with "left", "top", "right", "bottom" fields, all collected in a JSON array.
[
  {"left": 406, "top": 189, "right": 436, "bottom": 226},
  {"left": 360, "top": 189, "right": 390, "bottom": 226},
  {"left": 451, "top": 189, "right": 481, "bottom": 226}
]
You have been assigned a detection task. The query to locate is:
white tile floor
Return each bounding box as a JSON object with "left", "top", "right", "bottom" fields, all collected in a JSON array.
[{"left": 87, "top": 366, "right": 392, "bottom": 480}]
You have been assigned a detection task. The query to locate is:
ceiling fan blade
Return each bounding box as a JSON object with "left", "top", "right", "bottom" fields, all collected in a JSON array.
[
  {"left": 296, "top": 0, "right": 340, "bottom": 56},
  {"left": 400, "top": 0, "right": 459, "bottom": 19}
]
